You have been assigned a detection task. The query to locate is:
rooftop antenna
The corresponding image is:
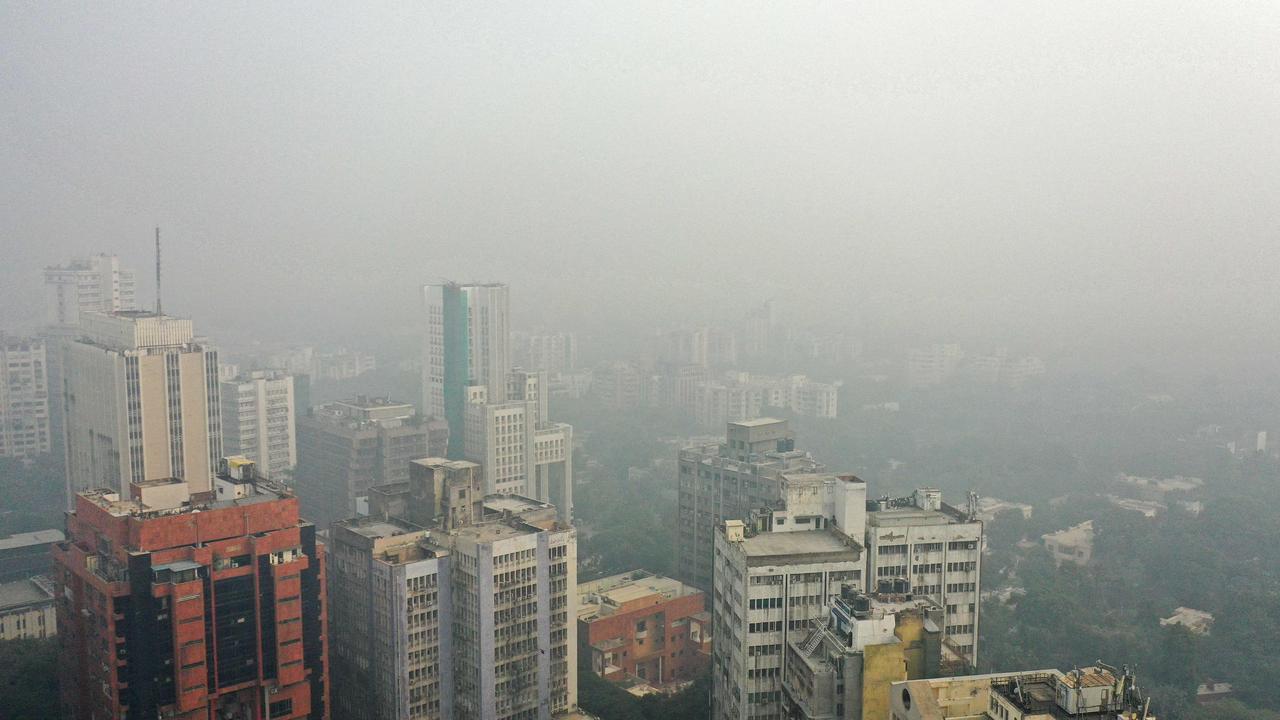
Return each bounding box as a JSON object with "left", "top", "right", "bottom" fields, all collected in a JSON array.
[{"left": 154, "top": 226, "right": 162, "bottom": 316}]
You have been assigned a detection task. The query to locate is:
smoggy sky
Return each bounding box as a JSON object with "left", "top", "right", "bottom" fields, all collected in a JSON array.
[{"left": 3, "top": 2, "right": 1278, "bottom": 365}]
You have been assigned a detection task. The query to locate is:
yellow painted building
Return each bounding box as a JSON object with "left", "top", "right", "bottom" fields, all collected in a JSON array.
[{"left": 784, "top": 587, "right": 942, "bottom": 720}]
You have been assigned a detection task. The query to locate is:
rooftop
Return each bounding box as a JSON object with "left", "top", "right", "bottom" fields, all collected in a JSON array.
[
  {"left": 335, "top": 515, "right": 424, "bottom": 540},
  {"left": 738, "top": 530, "right": 859, "bottom": 561},
  {"left": 0, "top": 576, "right": 55, "bottom": 611},
  {"left": 0, "top": 529, "right": 65, "bottom": 552},
  {"left": 730, "top": 417, "right": 786, "bottom": 428},
  {"left": 578, "top": 570, "right": 702, "bottom": 621}
]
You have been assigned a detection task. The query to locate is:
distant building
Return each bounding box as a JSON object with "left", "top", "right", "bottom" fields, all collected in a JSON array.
[
  {"left": 683, "top": 372, "right": 839, "bottom": 430},
  {"left": 311, "top": 348, "right": 376, "bottom": 381},
  {"left": 676, "top": 418, "right": 824, "bottom": 590},
  {"left": 1196, "top": 682, "right": 1233, "bottom": 704},
  {"left": 659, "top": 327, "right": 737, "bottom": 368},
  {"left": 0, "top": 575, "right": 56, "bottom": 640},
  {"left": 1161, "top": 606, "right": 1213, "bottom": 635},
  {"left": 782, "top": 585, "right": 943, "bottom": 720},
  {"left": 0, "top": 528, "right": 65, "bottom": 583},
  {"left": 62, "top": 312, "right": 222, "bottom": 505},
  {"left": 333, "top": 461, "right": 580, "bottom": 720},
  {"left": 1042, "top": 521, "right": 1095, "bottom": 566},
  {"left": 594, "top": 361, "right": 644, "bottom": 411},
  {"left": 516, "top": 331, "right": 579, "bottom": 374},
  {"left": 892, "top": 665, "right": 1154, "bottom": 720},
  {"left": 710, "top": 473, "right": 867, "bottom": 720},
  {"left": 43, "top": 254, "right": 138, "bottom": 327},
  {"left": 295, "top": 397, "right": 432, "bottom": 525},
  {"left": 219, "top": 369, "right": 297, "bottom": 479},
  {"left": 577, "top": 570, "right": 711, "bottom": 688},
  {"left": 865, "top": 489, "right": 983, "bottom": 669},
  {"left": 905, "top": 345, "right": 965, "bottom": 387},
  {"left": 422, "top": 282, "right": 510, "bottom": 456},
  {"left": 974, "top": 497, "right": 1034, "bottom": 523},
  {"left": 0, "top": 335, "right": 52, "bottom": 457},
  {"left": 54, "top": 458, "right": 329, "bottom": 720}
]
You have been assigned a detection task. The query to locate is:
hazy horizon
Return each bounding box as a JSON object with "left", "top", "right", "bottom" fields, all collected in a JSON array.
[{"left": 4, "top": 2, "right": 1278, "bottom": 373}]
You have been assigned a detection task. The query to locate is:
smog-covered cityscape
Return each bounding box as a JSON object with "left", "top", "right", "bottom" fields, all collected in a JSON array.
[{"left": 2, "top": 4, "right": 1279, "bottom": 720}]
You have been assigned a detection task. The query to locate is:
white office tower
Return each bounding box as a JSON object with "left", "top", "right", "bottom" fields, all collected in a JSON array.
[
  {"left": 0, "top": 336, "right": 52, "bottom": 457},
  {"left": 43, "top": 254, "right": 138, "bottom": 327},
  {"left": 62, "top": 311, "right": 221, "bottom": 503},
  {"left": 463, "top": 371, "right": 573, "bottom": 523},
  {"left": 219, "top": 370, "right": 297, "bottom": 479},
  {"left": 422, "top": 282, "right": 510, "bottom": 456},
  {"left": 865, "top": 488, "right": 983, "bottom": 670},
  {"left": 712, "top": 473, "right": 867, "bottom": 720}
]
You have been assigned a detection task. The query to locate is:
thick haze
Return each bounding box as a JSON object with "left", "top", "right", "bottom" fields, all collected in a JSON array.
[{"left": 3, "top": 2, "right": 1278, "bottom": 367}]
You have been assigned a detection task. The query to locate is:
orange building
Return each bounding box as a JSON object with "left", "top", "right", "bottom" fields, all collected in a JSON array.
[
  {"left": 54, "top": 457, "right": 329, "bottom": 720},
  {"left": 577, "top": 570, "right": 711, "bottom": 688}
]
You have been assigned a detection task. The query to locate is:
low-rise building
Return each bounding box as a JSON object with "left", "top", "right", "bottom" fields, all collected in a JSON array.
[
  {"left": 1161, "top": 607, "right": 1213, "bottom": 635},
  {"left": 892, "top": 665, "right": 1153, "bottom": 720},
  {"left": 0, "top": 528, "right": 65, "bottom": 583},
  {"left": 577, "top": 570, "right": 711, "bottom": 688},
  {"left": 1042, "top": 521, "right": 1094, "bottom": 566},
  {"left": 0, "top": 575, "right": 56, "bottom": 640}
]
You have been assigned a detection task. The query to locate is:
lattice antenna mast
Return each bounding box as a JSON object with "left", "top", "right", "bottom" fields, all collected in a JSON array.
[{"left": 155, "top": 226, "right": 162, "bottom": 315}]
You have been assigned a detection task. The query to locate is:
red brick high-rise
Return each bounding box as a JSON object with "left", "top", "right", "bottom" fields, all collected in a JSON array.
[{"left": 54, "top": 457, "right": 329, "bottom": 720}]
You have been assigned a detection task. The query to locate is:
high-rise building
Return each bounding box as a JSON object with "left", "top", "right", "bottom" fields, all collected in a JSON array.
[
  {"left": 463, "top": 371, "right": 574, "bottom": 522},
  {"left": 711, "top": 473, "right": 867, "bottom": 720},
  {"left": 62, "top": 311, "right": 222, "bottom": 505},
  {"left": 676, "top": 418, "right": 823, "bottom": 590},
  {"left": 864, "top": 489, "right": 982, "bottom": 670},
  {"left": 0, "top": 335, "right": 52, "bottom": 457},
  {"left": 294, "top": 397, "right": 432, "bottom": 525},
  {"left": 577, "top": 570, "right": 712, "bottom": 689},
  {"left": 515, "top": 332, "right": 578, "bottom": 375},
  {"left": 782, "top": 585, "right": 942, "bottom": 720},
  {"left": 43, "top": 254, "right": 138, "bottom": 327},
  {"left": 422, "top": 282, "right": 510, "bottom": 456},
  {"left": 332, "top": 458, "right": 579, "bottom": 720},
  {"left": 328, "top": 517, "right": 452, "bottom": 720},
  {"left": 219, "top": 370, "right": 297, "bottom": 479},
  {"left": 892, "top": 665, "right": 1154, "bottom": 720},
  {"left": 53, "top": 457, "right": 329, "bottom": 720}
]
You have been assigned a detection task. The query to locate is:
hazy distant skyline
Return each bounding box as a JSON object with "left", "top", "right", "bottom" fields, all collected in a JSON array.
[{"left": 4, "top": 2, "right": 1278, "bottom": 368}]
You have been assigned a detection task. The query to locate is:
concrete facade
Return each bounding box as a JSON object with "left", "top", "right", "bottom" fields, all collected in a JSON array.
[
  {"left": 677, "top": 419, "right": 823, "bottom": 590},
  {"left": 43, "top": 254, "right": 138, "bottom": 327},
  {"left": 220, "top": 370, "right": 297, "bottom": 479},
  {"left": 0, "top": 335, "right": 52, "bottom": 457},
  {"left": 62, "top": 312, "right": 222, "bottom": 505},
  {"left": 865, "top": 490, "right": 982, "bottom": 670},
  {"left": 891, "top": 665, "right": 1153, "bottom": 720},
  {"left": 711, "top": 474, "right": 867, "bottom": 720},
  {"left": 464, "top": 373, "right": 574, "bottom": 523},
  {"left": 294, "top": 397, "right": 431, "bottom": 526},
  {"left": 329, "top": 517, "right": 452, "bottom": 720}
]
